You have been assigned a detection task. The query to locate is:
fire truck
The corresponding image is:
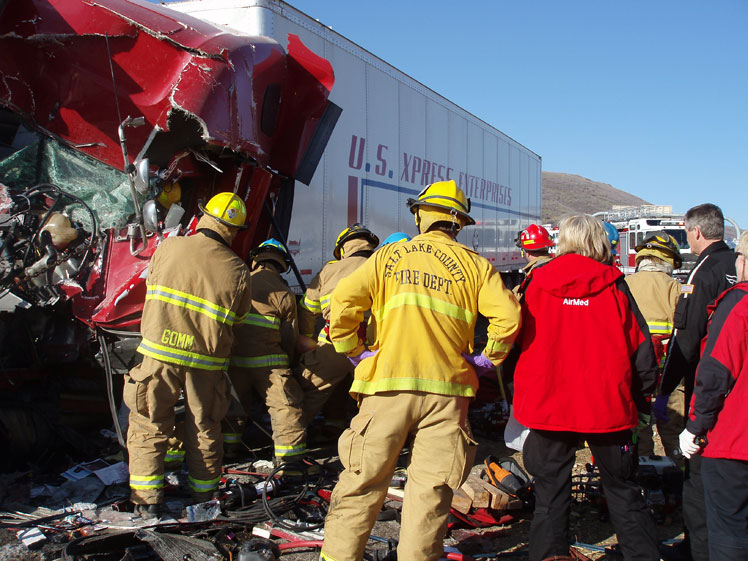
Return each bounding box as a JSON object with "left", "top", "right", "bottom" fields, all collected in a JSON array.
[{"left": 601, "top": 206, "right": 694, "bottom": 278}]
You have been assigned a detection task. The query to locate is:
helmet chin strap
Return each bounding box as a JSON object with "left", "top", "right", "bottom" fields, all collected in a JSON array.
[{"left": 415, "top": 209, "right": 423, "bottom": 233}]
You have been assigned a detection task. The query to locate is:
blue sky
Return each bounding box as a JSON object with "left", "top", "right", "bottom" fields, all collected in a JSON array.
[
  {"left": 282, "top": 0, "right": 748, "bottom": 230},
  {"left": 156, "top": 0, "right": 747, "bottom": 229}
]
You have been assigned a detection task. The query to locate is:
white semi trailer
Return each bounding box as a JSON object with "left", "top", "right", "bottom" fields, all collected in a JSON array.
[{"left": 170, "top": 0, "right": 542, "bottom": 287}]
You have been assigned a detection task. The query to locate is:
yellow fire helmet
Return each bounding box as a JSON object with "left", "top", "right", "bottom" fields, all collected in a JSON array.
[
  {"left": 406, "top": 180, "right": 475, "bottom": 232},
  {"left": 198, "top": 192, "right": 249, "bottom": 229},
  {"left": 635, "top": 231, "right": 683, "bottom": 269},
  {"left": 334, "top": 223, "right": 379, "bottom": 260},
  {"left": 157, "top": 181, "right": 182, "bottom": 209}
]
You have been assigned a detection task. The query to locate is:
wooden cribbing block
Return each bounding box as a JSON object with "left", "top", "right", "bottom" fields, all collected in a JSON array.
[
  {"left": 476, "top": 478, "right": 511, "bottom": 510},
  {"left": 461, "top": 474, "right": 491, "bottom": 508},
  {"left": 451, "top": 487, "right": 473, "bottom": 514}
]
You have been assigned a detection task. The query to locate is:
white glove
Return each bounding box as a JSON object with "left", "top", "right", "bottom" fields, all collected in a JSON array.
[{"left": 678, "top": 428, "right": 702, "bottom": 459}]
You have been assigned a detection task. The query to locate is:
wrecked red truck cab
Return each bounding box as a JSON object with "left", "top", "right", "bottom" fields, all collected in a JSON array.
[
  {"left": 0, "top": 0, "right": 339, "bottom": 464},
  {"left": 0, "top": 0, "right": 339, "bottom": 329}
]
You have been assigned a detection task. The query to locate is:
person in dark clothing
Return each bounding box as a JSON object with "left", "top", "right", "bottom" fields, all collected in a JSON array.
[
  {"left": 514, "top": 214, "right": 660, "bottom": 561},
  {"left": 658, "top": 203, "right": 736, "bottom": 561},
  {"left": 679, "top": 230, "right": 748, "bottom": 561}
]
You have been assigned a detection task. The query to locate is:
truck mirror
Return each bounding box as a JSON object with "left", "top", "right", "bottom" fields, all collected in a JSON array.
[
  {"left": 134, "top": 158, "right": 150, "bottom": 195},
  {"left": 142, "top": 199, "right": 160, "bottom": 234}
]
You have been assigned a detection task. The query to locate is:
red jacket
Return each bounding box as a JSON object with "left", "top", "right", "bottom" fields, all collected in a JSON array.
[
  {"left": 513, "top": 254, "right": 657, "bottom": 433},
  {"left": 687, "top": 283, "right": 748, "bottom": 461}
]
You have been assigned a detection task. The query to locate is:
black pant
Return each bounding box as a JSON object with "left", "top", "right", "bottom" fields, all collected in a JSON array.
[
  {"left": 683, "top": 454, "right": 709, "bottom": 561},
  {"left": 523, "top": 429, "right": 659, "bottom": 561},
  {"left": 702, "top": 457, "right": 748, "bottom": 561}
]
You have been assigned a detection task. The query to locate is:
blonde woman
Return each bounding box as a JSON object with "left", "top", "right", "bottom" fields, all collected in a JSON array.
[{"left": 513, "top": 214, "right": 660, "bottom": 561}]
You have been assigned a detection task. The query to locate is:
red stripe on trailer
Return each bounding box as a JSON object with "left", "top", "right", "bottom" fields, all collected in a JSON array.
[{"left": 347, "top": 176, "right": 358, "bottom": 225}]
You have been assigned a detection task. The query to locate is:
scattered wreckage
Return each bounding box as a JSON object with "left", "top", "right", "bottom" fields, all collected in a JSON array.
[{"left": 0, "top": 451, "right": 542, "bottom": 561}]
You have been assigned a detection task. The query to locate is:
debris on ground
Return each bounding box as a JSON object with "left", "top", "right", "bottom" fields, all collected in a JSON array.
[{"left": 0, "top": 413, "right": 686, "bottom": 561}]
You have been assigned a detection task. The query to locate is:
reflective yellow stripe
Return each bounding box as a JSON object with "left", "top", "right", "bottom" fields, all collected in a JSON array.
[
  {"left": 350, "top": 377, "right": 475, "bottom": 397},
  {"left": 244, "top": 313, "right": 281, "bottom": 329},
  {"left": 223, "top": 433, "right": 242, "bottom": 444},
  {"left": 275, "top": 443, "right": 306, "bottom": 457},
  {"left": 138, "top": 338, "right": 228, "bottom": 371},
  {"left": 484, "top": 338, "right": 512, "bottom": 354},
  {"left": 146, "top": 284, "right": 238, "bottom": 325},
  {"left": 188, "top": 474, "right": 221, "bottom": 492},
  {"left": 230, "top": 354, "right": 289, "bottom": 368},
  {"left": 320, "top": 552, "right": 340, "bottom": 561},
  {"left": 331, "top": 336, "right": 361, "bottom": 354},
  {"left": 130, "top": 474, "right": 164, "bottom": 490},
  {"left": 647, "top": 321, "right": 673, "bottom": 335},
  {"left": 301, "top": 295, "right": 321, "bottom": 314},
  {"left": 165, "top": 449, "right": 185, "bottom": 462},
  {"left": 320, "top": 294, "right": 331, "bottom": 310},
  {"left": 374, "top": 292, "right": 474, "bottom": 323}
]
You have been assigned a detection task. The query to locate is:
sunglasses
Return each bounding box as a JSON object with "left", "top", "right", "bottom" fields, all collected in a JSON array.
[{"left": 737, "top": 252, "right": 745, "bottom": 258}]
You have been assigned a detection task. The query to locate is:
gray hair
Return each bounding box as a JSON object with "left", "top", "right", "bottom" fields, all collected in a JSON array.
[
  {"left": 557, "top": 214, "right": 611, "bottom": 264},
  {"left": 685, "top": 204, "right": 724, "bottom": 240}
]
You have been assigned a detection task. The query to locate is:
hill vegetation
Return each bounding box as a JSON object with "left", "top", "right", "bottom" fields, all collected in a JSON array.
[{"left": 542, "top": 171, "right": 650, "bottom": 225}]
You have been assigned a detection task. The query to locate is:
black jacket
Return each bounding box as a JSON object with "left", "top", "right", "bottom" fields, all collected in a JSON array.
[{"left": 659, "top": 240, "right": 737, "bottom": 397}]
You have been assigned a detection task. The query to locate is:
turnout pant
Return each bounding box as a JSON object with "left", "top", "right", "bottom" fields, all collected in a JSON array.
[
  {"left": 637, "top": 386, "right": 685, "bottom": 467},
  {"left": 523, "top": 429, "right": 659, "bottom": 561},
  {"left": 320, "top": 391, "right": 476, "bottom": 561},
  {"left": 683, "top": 454, "right": 709, "bottom": 561},
  {"left": 124, "top": 356, "right": 230, "bottom": 504},
  {"left": 222, "top": 365, "right": 306, "bottom": 460},
  {"left": 297, "top": 342, "right": 354, "bottom": 426},
  {"left": 702, "top": 456, "right": 748, "bottom": 561}
]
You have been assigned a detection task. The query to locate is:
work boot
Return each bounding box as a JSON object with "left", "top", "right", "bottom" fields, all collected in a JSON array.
[
  {"left": 192, "top": 491, "right": 217, "bottom": 503},
  {"left": 223, "top": 443, "right": 242, "bottom": 461},
  {"left": 659, "top": 541, "right": 693, "bottom": 561},
  {"left": 308, "top": 422, "right": 345, "bottom": 446},
  {"left": 134, "top": 504, "right": 163, "bottom": 520}
]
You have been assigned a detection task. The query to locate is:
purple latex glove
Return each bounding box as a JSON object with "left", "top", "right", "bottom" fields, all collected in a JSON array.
[
  {"left": 348, "top": 349, "right": 377, "bottom": 367},
  {"left": 652, "top": 394, "right": 671, "bottom": 423},
  {"left": 462, "top": 352, "right": 495, "bottom": 372}
]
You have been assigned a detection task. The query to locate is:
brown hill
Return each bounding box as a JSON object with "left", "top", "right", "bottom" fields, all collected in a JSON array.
[{"left": 542, "top": 171, "right": 650, "bottom": 225}]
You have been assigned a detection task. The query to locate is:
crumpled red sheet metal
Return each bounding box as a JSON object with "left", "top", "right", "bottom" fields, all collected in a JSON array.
[{"left": 0, "top": 0, "right": 334, "bottom": 179}]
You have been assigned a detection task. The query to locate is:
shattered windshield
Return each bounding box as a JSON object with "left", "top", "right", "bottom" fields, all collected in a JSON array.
[{"left": 0, "top": 131, "right": 135, "bottom": 231}]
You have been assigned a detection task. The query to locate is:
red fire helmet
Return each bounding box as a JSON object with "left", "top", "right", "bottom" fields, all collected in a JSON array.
[{"left": 518, "top": 224, "right": 554, "bottom": 251}]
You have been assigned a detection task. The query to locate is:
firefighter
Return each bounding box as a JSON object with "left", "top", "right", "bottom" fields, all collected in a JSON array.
[
  {"left": 502, "top": 224, "right": 555, "bottom": 398},
  {"left": 319, "top": 180, "right": 521, "bottom": 561},
  {"left": 124, "top": 192, "right": 252, "bottom": 518},
  {"left": 296, "top": 223, "right": 379, "bottom": 433},
  {"left": 222, "top": 239, "right": 306, "bottom": 463},
  {"left": 513, "top": 224, "right": 554, "bottom": 300},
  {"left": 380, "top": 231, "right": 411, "bottom": 246},
  {"left": 624, "top": 232, "right": 683, "bottom": 461},
  {"left": 603, "top": 221, "right": 620, "bottom": 266}
]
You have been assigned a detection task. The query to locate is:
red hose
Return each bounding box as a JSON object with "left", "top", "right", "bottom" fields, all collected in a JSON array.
[
  {"left": 445, "top": 552, "right": 476, "bottom": 561},
  {"left": 278, "top": 540, "right": 324, "bottom": 551}
]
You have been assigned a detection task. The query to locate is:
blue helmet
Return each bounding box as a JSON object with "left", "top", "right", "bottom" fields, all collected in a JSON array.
[
  {"left": 381, "top": 232, "right": 411, "bottom": 246},
  {"left": 602, "top": 222, "right": 619, "bottom": 256},
  {"left": 251, "top": 238, "right": 291, "bottom": 272}
]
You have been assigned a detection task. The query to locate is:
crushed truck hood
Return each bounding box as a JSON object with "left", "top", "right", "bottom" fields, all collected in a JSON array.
[{"left": 0, "top": 0, "right": 334, "bottom": 179}]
